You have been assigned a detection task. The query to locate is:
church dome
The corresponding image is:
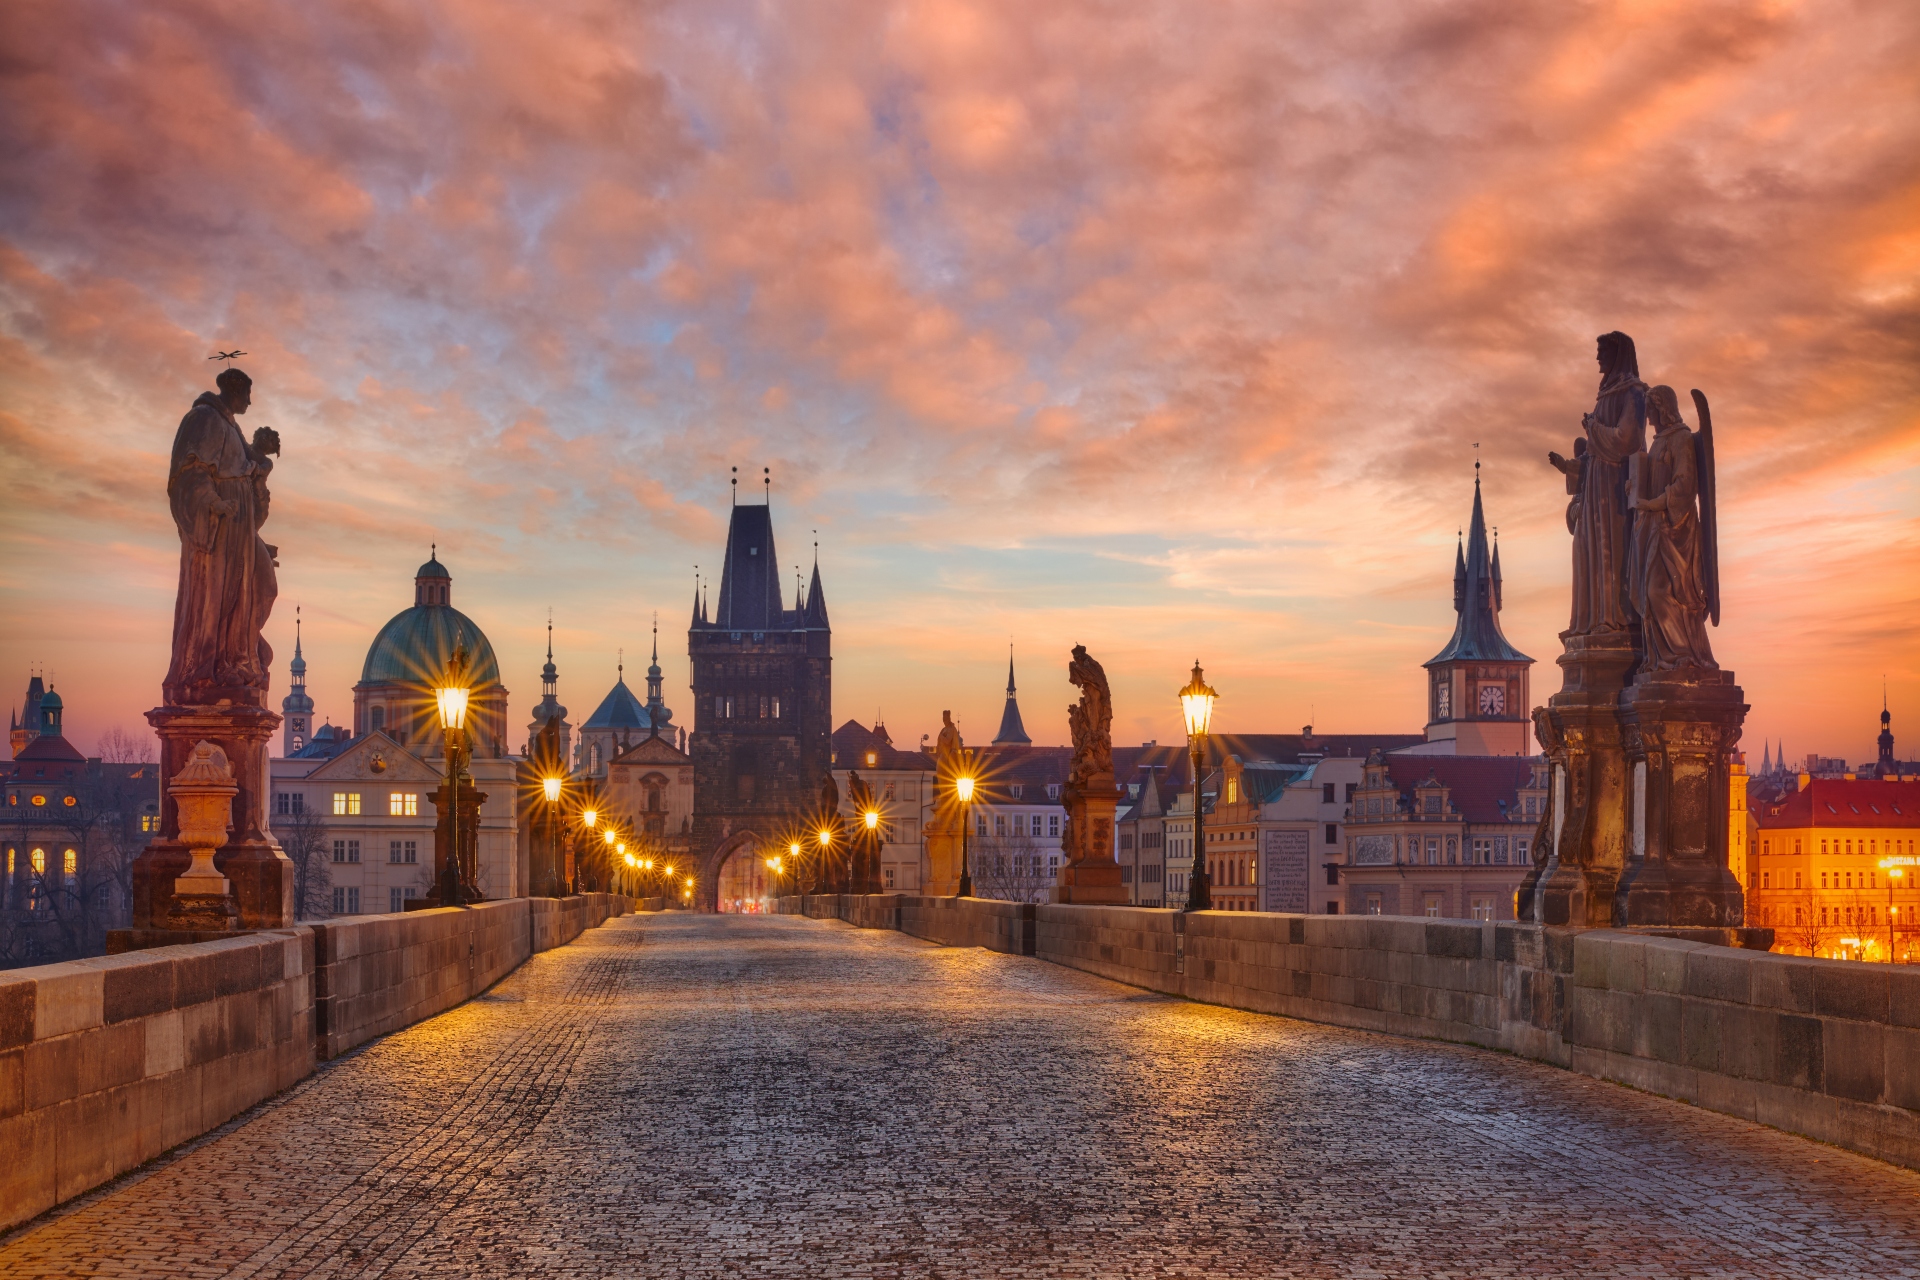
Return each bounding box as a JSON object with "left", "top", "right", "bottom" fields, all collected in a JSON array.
[
  {"left": 416, "top": 554, "right": 451, "bottom": 581},
  {"left": 361, "top": 605, "right": 503, "bottom": 687}
]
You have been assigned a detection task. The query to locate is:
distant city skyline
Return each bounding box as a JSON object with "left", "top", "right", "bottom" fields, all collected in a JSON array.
[{"left": 3, "top": 0, "right": 1914, "bottom": 765}]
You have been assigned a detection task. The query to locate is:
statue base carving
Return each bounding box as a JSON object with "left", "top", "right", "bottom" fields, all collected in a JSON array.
[
  {"left": 1614, "top": 670, "right": 1749, "bottom": 928},
  {"left": 168, "top": 893, "right": 240, "bottom": 931},
  {"left": 1052, "top": 774, "right": 1130, "bottom": 905},
  {"left": 131, "top": 706, "right": 294, "bottom": 930},
  {"left": 423, "top": 780, "right": 488, "bottom": 906},
  {"left": 1521, "top": 632, "right": 1637, "bottom": 928}
]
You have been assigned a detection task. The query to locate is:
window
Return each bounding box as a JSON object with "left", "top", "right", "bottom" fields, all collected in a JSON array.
[
  {"left": 1472, "top": 839, "right": 1492, "bottom": 865},
  {"left": 1326, "top": 864, "right": 1340, "bottom": 886},
  {"left": 1761, "top": 870, "right": 1770, "bottom": 889},
  {"left": 389, "top": 793, "right": 419, "bottom": 817},
  {"left": 1048, "top": 856, "right": 1059, "bottom": 874},
  {"left": 63, "top": 849, "right": 77, "bottom": 884},
  {"left": 1030, "top": 814, "right": 1044, "bottom": 837},
  {"left": 1323, "top": 783, "right": 1336, "bottom": 803},
  {"left": 141, "top": 813, "right": 161, "bottom": 832},
  {"left": 1470, "top": 896, "right": 1495, "bottom": 922},
  {"left": 1366, "top": 893, "right": 1383, "bottom": 916},
  {"left": 995, "top": 814, "right": 1007, "bottom": 837},
  {"left": 1424, "top": 795, "right": 1441, "bottom": 814},
  {"left": 370, "top": 706, "right": 385, "bottom": 732},
  {"left": 760, "top": 697, "right": 769, "bottom": 718},
  {"left": 1795, "top": 872, "right": 1802, "bottom": 889},
  {"left": 1424, "top": 894, "right": 1442, "bottom": 918},
  {"left": 976, "top": 815, "right": 988, "bottom": 837},
  {"left": 1515, "top": 838, "right": 1529, "bottom": 861},
  {"left": 332, "top": 839, "right": 362, "bottom": 864},
  {"left": 1121, "top": 834, "right": 1134, "bottom": 851},
  {"left": 391, "top": 887, "right": 406, "bottom": 913},
  {"left": 1011, "top": 784, "right": 1025, "bottom": 800},
  {"left": 1048, "top": 814, "right": 1060, "bottom": 837},
  {"left": 1227, "top": 779, "right": 1238, "bottom": 803},
  {"left": 772, "top": 697, "right": 781, "bottom": 719},
  {"left": 1325, "top": 823, "right": 1339, "bottom": 845},
  {"left": 884, "top": 867, "right": 896, "bottom": 888},
  {"left": 332, "top": 886, "right": 361, "bottom": 914},
  {"left": 1426, "top": 839, "right": 1439, "bottom": 865},
  {"left": 31, "top": 849, "right": 45, "bottom": 875},
  {"left": 333, "top": 792, "right": 361, "bottom": 816},
  {"left": 1525, "top": 796, "right": 1538, "bottom": 817},
  {"left": 883, "top": 782, "right": 895, "bottom": 801}
]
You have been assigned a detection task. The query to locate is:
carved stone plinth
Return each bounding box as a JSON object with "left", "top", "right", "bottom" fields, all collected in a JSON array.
[
  {"left": 924, "top": 813, "right": 962, "bottom": 896},
  {"left": 424, "top": 780, "right": 487, "bottom": 905},
  {"left": 1521, "top": 632, "right": 1637, "bottom": 927},
  {"left": 1051, "top": 772, "right": 1129, "bottom": 905},
  {"left": 1614, "top": 671, "right": 1749, "bottom": 927},
  {"left": 132, "top": 705, "right": 294, "bottom": 930}
]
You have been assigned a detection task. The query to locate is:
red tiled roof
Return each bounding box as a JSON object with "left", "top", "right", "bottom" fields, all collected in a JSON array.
[
  {"left": 1755, "top": 778, "right": 1920, "bottom": 829},
  {"left": 12, "top": 733, "right": 85, "bottom": 764},
  {"left": 1381, "top": 756, "right": 1537, "bottom": 825},
  {"left": 832, "top": 720, "right": 934, "bottom": 772}
]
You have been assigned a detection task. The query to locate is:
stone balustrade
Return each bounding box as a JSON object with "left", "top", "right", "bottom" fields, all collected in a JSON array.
[
  {"left": 784, "top": 894, "right": 1920, "bottom": 1173},
  {"left": 0, "top": 893, "right": 635, "bottom": 1232}
]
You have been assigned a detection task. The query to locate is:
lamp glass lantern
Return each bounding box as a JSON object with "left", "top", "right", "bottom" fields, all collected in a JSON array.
[{"left": 1179, "top": 662, "right": 1218, "bottom": 738}]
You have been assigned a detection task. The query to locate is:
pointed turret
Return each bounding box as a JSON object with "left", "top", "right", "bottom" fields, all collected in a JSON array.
[
  {"left": 992, "top": 647, "right": 1032, "bottom": 746},
  {"left": 11, "top": 671, "right": 45, "bottom": 757},
  {"left": 526, "top": 616, "right": 571, "bottom": 760},
  {"left": 804, "top": 559, "right": 829, "bottom": 629},
  {"left": 1426, "top": 471, "right": 1531, "bottom": 667},
  {"left": 1491, "top": 530, "right": 1504, "bottom": 612},
  {"left": 281, "top": 608, "right": 316, "bottom": 755},
  {"left": 645, "top": 615, "right": 672, "bottom": 735}
]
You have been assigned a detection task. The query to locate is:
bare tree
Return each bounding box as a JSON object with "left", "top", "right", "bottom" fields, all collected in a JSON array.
[
  {"left": 271, "top": 808, "right": 333, "bottom": 920},
  {"left": 972, "top": 832, "right": 1053, "bottom": 904},
  {"left": 96, "top": 726, "right": 157, "bottom": 764}
]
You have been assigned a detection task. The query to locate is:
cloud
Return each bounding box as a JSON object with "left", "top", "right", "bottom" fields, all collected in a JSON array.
[{"left": 1, "top": 0, "right": 1916, "bottom": 761}]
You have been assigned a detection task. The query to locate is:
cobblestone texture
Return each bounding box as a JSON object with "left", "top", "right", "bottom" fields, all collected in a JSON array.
[{"left": 6, "top": 913, "right": 1920, "bottom": 1278}]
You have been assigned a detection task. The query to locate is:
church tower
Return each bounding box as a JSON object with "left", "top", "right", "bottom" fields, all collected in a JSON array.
[
  {"left": 281, "top": 609, "right": 315, "bottom": 756},
  {"left": 10, "top": 670, "right": 45, "bottom": 758},
  {"left": 1879, "top": 697, "right": 1897, "bottom": 779},
  {"left": 1423, "top": 466, "right": 1535, "bottom": 755},
  {"left": 526, "top": 618, "right": 571, "bottom": 766},
  {"left": 992, "top": 647, "right": 1032, "bottom": 746},
  {"left": 688, "top": 491, "right": 831, "bottom": 905}
]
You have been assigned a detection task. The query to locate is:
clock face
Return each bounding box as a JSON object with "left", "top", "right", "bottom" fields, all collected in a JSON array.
[{"left": 1478, "top": 684, "right": 1506, "bottom": 716}]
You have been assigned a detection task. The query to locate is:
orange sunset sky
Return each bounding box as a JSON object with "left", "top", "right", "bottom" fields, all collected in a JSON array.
[{"left": 1, "top": 0, "right": 1916, "bottom": 764}]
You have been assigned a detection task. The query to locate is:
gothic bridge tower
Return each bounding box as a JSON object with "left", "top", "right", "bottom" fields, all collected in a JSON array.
[{"left": 688, "top": 500, "right": 831, "bottom": 907}]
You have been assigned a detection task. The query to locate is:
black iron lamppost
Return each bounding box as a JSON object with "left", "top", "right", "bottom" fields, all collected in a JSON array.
[
  {"left": 862, "top": 806, "right": 882, "bottom": 894},
  {"left": 1179, "top": 660, "right": 1219, "bottom": 913},
  {"left": 955, "top": 773, "right": 976, "bottom": 898},
  {"left": 434, "top": 644, "right": 473, "bottom": 907},
  {"left": 540, "top": 775, "right": 563, "bottom": 897}
]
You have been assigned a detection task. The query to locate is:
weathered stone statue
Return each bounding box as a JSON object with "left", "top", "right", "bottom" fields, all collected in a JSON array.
[
  {"left": 125, "top": 368, "right": 296, "bottom": 937},
  {"left": 925, "top": 711, "right": 968, "bottom": 895},
  {"left": 163, "top": 368, "right": 281, "bottom": 707},
  {"left": 1053, "top": 645, "right": 1127, "bottom": 905},
  {"left": 1566, "top": 332, "right": 1646, "bottom": 636},
  {"left": 1066, "top": 645, "right": 1113, "bottom": 790},
  {"left": 1631, "top": 386, "right": 1718, "bottom": 672}
]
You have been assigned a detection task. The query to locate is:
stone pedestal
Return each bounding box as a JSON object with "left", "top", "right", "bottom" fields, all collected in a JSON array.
[
  {"left": 1614, "top": 671, "right": 1749, "bottom": 927},
  {"left": 132, "top": 705, "right": 294, "bottom": 930},
  {"left": 1051, "top": 773, "right": 1129, "bottom": 905},
  {"left": 424, "top": 780, "right": 487, "bottom": 905},
  {"left": 1521, "top": 633, "right": 1636, "bottom": 928}
]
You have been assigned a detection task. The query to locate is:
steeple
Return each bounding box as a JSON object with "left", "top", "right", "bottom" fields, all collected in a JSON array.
[
  {"left": 992, "top": 645, "right": 1032, "bottom": 746},
  {"left": 525, "top": 614, "right": 571, "bottom": 761},
  {"left": 645, "top": 614, "right": 672, "bottom": 736},
  {"left": 1426, "top": 466, "right": 1531, "bottom": 667},
  {"left": 12, "top": 669, "right": 46, "bottom": 757},
  {"left": 281, "top": 608, "right": 315, "bottom": 755},
  {"left": 804, "top": 556, "right": 829, "bottom": 629},
  {"left": 1879, "top": 690, "right": 1897, "bottom": 778}
]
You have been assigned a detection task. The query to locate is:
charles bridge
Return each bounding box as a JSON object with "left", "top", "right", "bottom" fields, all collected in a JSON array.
[{"left": 3, "top": 893, "right": 1920, "bottom": 1277}]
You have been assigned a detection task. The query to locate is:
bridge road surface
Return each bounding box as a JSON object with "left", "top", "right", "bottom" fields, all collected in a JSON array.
[{"left": 5, "top": 913, "right": 1920, "bottom": 1279}]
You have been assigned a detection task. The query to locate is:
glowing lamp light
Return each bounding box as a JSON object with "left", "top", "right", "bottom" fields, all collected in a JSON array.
[
  {"left": 617, "top": 842, "right": 627, "bottom": 856},
  {"left": 789, "top": 840, "right": 801, "bottom": 857},
  {"left": 818, "top": 828, "right": 832, "bottom": 848},
  {"left": 1179, "top": 661, "right": 1219, "bottom": 738},
  {"left": 603, "top": 828, "right": 616, "bottom": 846},
  {"left": 434, "top": 684, "right": 470, "bottom": 733},
  {"left": 542, "top": 776, "right": 562, "bottom": 804},
  {"left": 864, "top": 809, "right": 880, "bottom": 830},
  {"left": 955, "top": 776, "right": 975, "bottom": 804},
  {"left": 582, "top": 808, "right": 598, "bottom": 830}
]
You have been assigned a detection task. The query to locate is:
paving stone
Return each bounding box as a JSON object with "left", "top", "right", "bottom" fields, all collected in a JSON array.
[{"left": 3, "top": 913, "right": 1919, "bottom": 1278}]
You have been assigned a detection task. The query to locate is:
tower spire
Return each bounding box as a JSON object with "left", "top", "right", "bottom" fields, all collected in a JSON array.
[{"left": 992, "top": 643, "right": 1032, "bottom": 746}]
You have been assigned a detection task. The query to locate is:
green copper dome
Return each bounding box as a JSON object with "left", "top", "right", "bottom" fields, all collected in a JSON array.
[{"left": 361, "top": 605, "right": 502, "bottom": 688}]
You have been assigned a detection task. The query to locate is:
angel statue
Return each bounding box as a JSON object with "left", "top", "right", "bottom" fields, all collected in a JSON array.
[{"left": 1629, "top": 385, "right": 1720, "bottom": 672}]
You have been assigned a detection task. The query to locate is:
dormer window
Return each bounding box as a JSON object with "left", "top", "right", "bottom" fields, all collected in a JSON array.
[{"left": 1011, "top": 784, "right": 1024, "bottom": 800}]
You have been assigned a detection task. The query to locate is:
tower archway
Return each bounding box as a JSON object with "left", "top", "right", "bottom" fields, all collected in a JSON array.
[{"left": 698, "top": 828, "right": 772, "bottom": 914}]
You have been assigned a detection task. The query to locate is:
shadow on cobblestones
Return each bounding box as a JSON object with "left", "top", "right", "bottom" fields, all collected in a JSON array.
[{"left": 6, "top": 913, "right": 1920, "bottom": 1279}]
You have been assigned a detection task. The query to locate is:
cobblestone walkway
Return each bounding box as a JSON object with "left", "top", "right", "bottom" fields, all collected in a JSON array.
[{"left": 6, "top": 913, "right": 1920, "bottom": 1278}]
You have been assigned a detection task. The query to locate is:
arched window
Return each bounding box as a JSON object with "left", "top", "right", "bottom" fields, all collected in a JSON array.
[
  {"left": 63, "top": 849, "right": 76, "bottom": 884},
  {"left": 371, "top": 706, "right": 386, "bottom": 732},
  {"left": 31, "top": 848, "right": 46, "bottom": 875}
]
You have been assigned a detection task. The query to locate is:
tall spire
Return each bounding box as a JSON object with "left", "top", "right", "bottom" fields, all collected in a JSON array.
[
  {"left": 992, "top": 644, "right": 1032, "bottom": 746},
  {"left": 280, "top": 606, "right": 315, "bottom": 755},
  {"left": 646, "top": 612, "right": 670, "bottom": 737},
  {"left": 1426, "top": 465, "right": 1531, "bottom": 668}
]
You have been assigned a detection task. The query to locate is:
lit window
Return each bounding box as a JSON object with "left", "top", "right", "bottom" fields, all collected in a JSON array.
[
  {"left": 63, "top": 796, "right": 77, "bottom": 807},
  {"left": 389, "top": 793, "right": 419, "bottom": 817},
  {"left": 772, "top": 697, "right": 781, "bottom": 718},
  {"left": 30, "top": 795, "right": 46, "bottom": 807},
  {"left": 140, "top": 814, "right": 161, "bottom": 832},
  {"left": 63, "top": 849, "right": 76, "bottom": 883},
  {"left": 333, "top": 792, "right": 361, "bottom": 816},
  {"left": 31, "top": 848, "right": 46, "bottom": 874}
]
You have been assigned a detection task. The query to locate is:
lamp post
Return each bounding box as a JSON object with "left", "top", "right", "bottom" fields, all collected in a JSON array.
[
  {"left": 817, "top": 826, "right": 835, "bottom": 893},
  {"left": 540, "top": 775, "right": 563, "bottom": 898},
  {"left": 955, "top": 773, "right": 975, "bottom": 898},
  {"left": 863, "top": 807, "right": 881, "bottom": 895},
  {"left": 575, "top": 807, "right": 598, "bottom": 895},
  {"left": 1179, "top": 660, "right": 1219, "bottom": 913},
  {"left": 434, "top": 647, "right": 473, "bottom": 907}
]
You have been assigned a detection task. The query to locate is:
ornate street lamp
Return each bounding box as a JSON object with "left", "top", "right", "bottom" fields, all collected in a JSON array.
[
  {"left": 539, "top": 775, "right": 563, "bottom": 897},
  {"left": 863, "top": 807, "right": 881, "bottom": 895},
  {"left": 955, "top": 773, "right": 976, "bottom": 898},
  {"left": 1179, "top": 660, "right": 1218, "bottom": 913},
  {"left": 434, "top": 644, "right": 473, "bottom": 907}
]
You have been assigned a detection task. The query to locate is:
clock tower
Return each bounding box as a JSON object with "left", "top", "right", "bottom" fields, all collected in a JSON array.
[{"left": 1423, "top": 470, "right": 1535, "bottom": 755}]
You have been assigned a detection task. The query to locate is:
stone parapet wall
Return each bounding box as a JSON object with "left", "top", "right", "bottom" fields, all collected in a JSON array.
[
  {"left": 2, "top": 895, "right": 634, "bottom": 1233},
  {"left": 819, "top": 894, "right": 1920, "bottom": 1172},
  {"left": 0, "top": 930, "right": 314, "bottom": 1233},
  {"left": 314, "top": 900, "right": 531, "bottom": 1061}
]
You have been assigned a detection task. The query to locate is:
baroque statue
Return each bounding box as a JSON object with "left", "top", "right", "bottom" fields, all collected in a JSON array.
[
  {"left": 1550, "top": 331, "right": 1646, "bottom": 637},
  {"left": 1631, "top": 385, "right": 1720, "bottom": 671},
  {"left": 935, "top": 709, "right": 964, "bottom": 772},
  {"left": 1066, "top": 644, "right": 1113, "bottom": 790},
  {"left": 163, "top": 367, "right": 281, "bottom": 707}
]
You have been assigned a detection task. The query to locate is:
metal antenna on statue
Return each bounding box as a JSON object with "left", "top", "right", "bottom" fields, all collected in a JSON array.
[{"left": 208, "top": 350, "right": 247, "bottom": 365}]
